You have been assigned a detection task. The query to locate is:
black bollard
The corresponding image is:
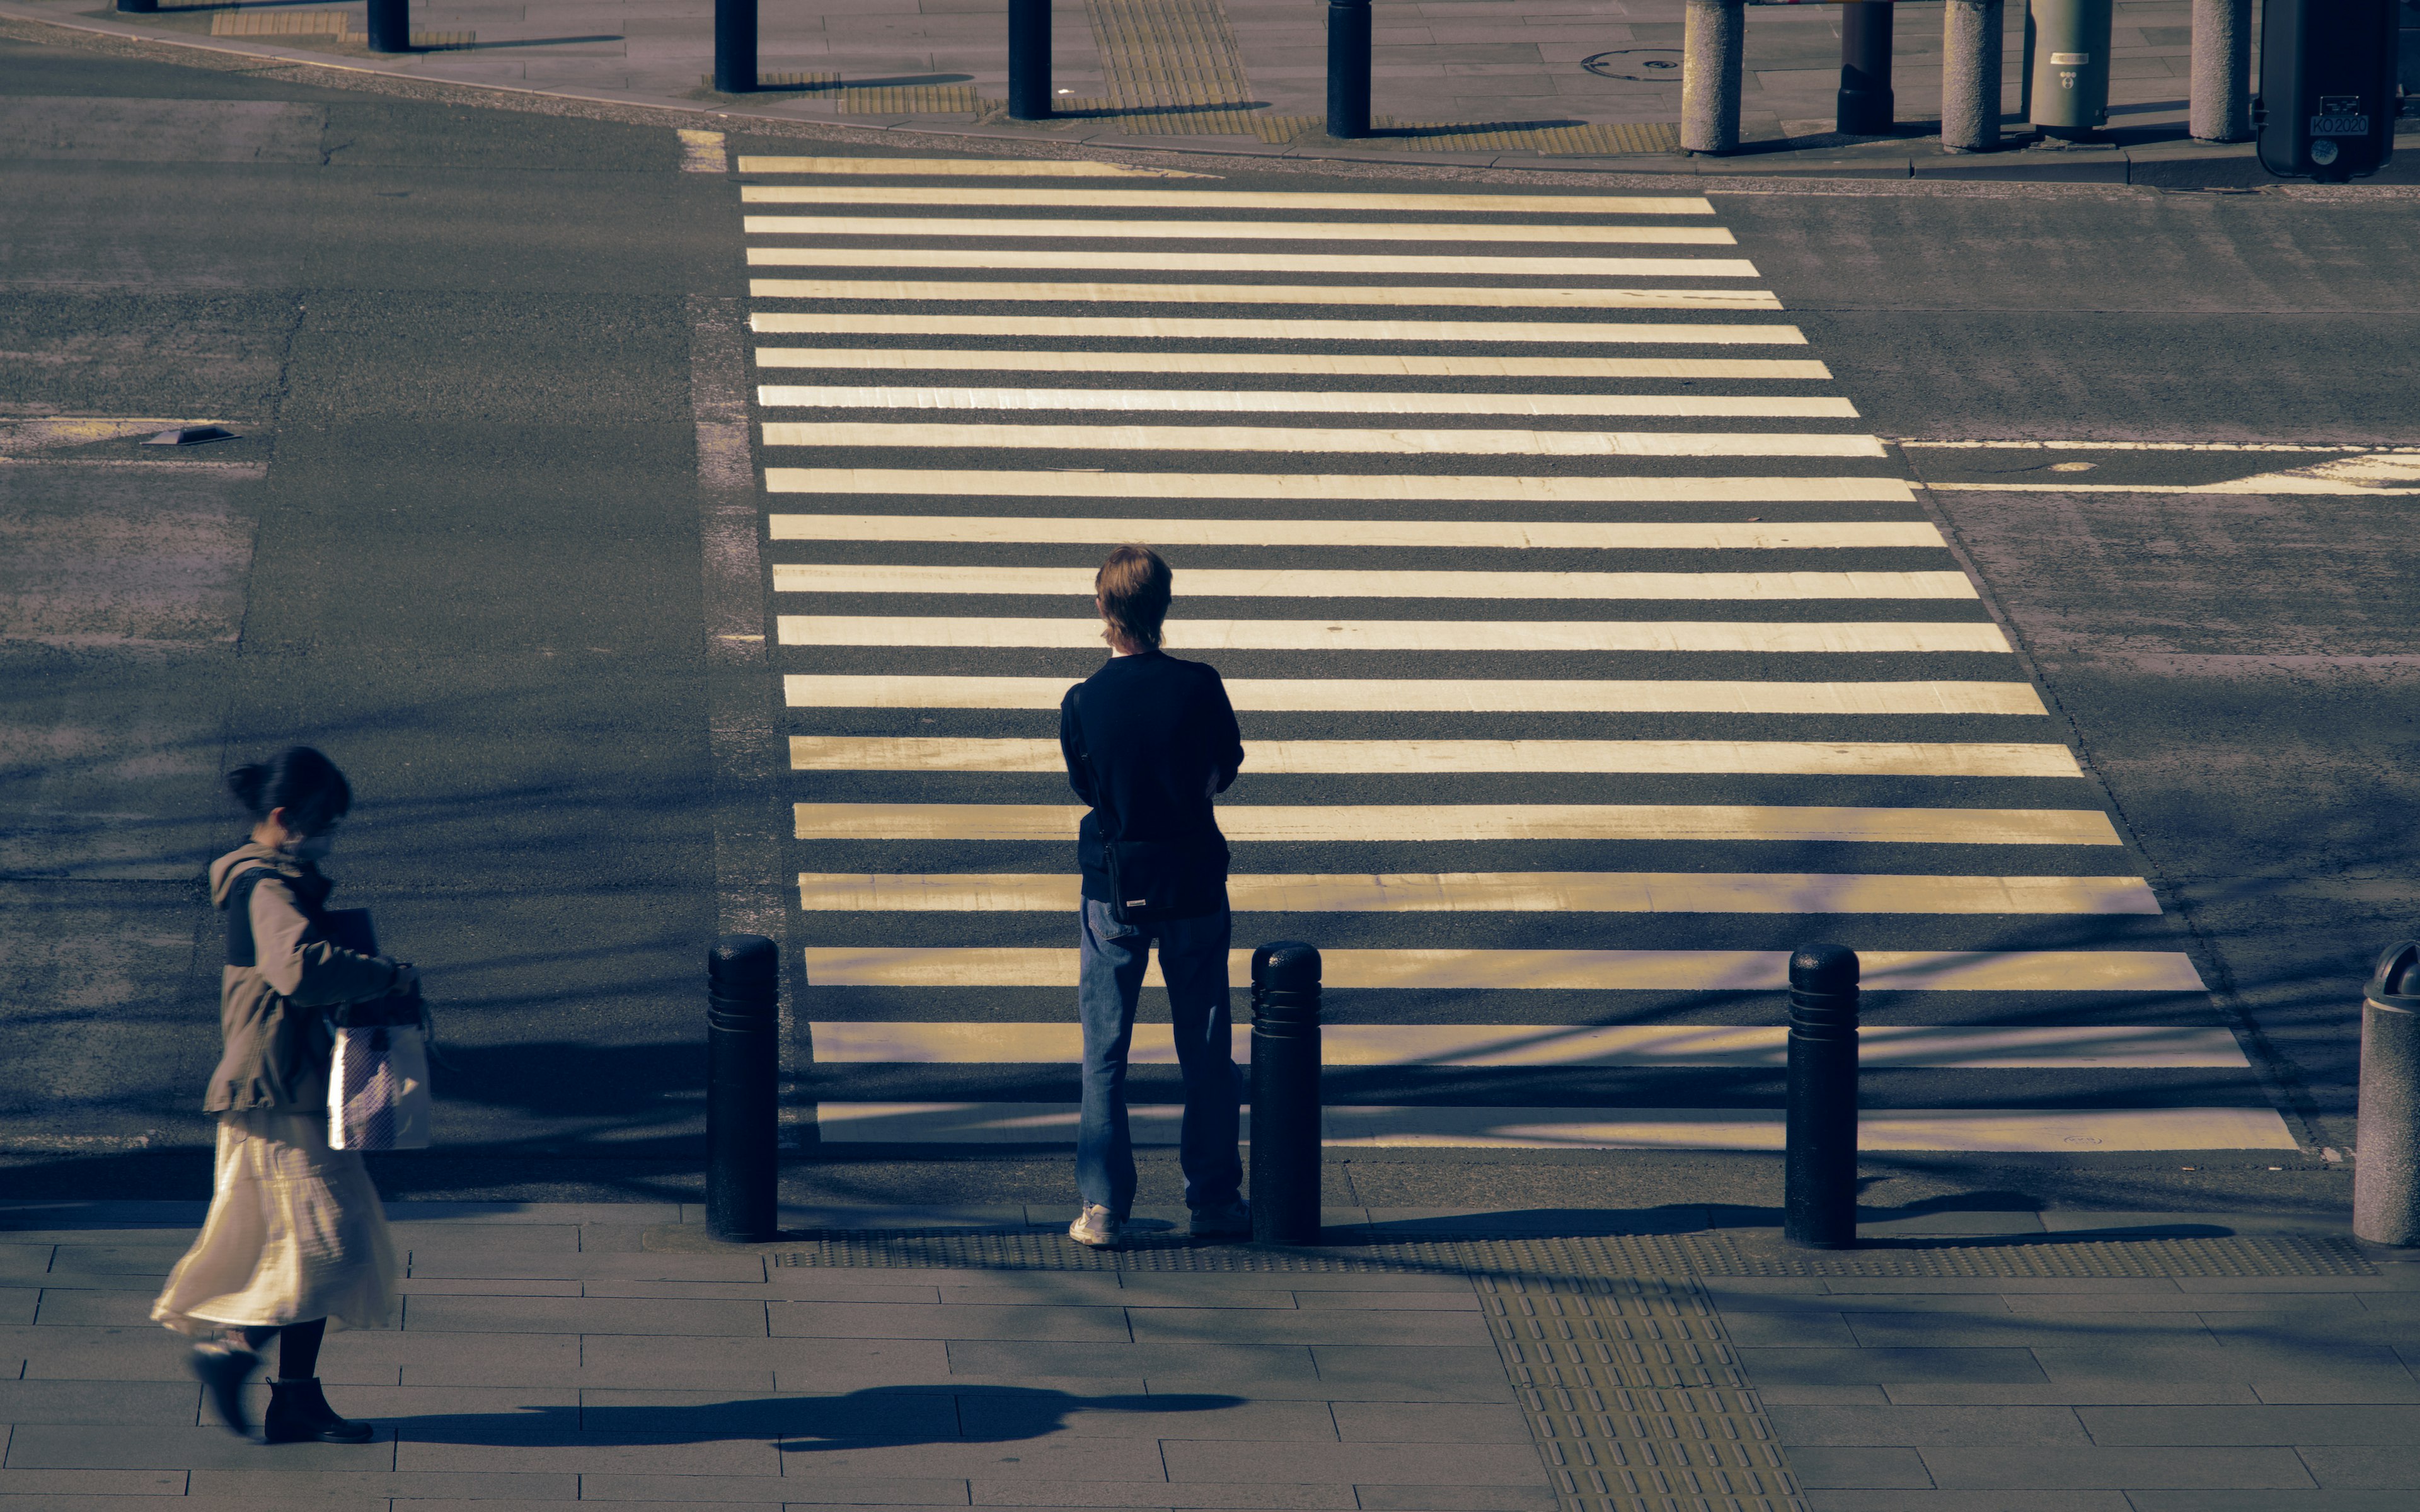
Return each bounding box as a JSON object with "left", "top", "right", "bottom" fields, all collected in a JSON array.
[
  {"left": 1783, "top": 944, "right": 1860, "bottom": 1249},
  {"left": 1007, "top": 0, "right": 1051, "bottom": 120},
  {"left": 1250, "top": 941, "right": 1322, "bottom": 1245},
  {"left": 1835, "top": 1, "right": 1895, "bottom": 134},
  {"left": 713, "top": 0, "right": 758, "bottom": 93},
  {"left": 1326, "top": 0, "right": 1372, "bottom": 139},
  {"left": 707, "top": 934, "right": 780, "bottom": 1242},
  {"left": 115, "top": 0, "right": 157, "bottom": 14},
  {"left": 365, "top": 0, "right": 410, "bottom": 53}
]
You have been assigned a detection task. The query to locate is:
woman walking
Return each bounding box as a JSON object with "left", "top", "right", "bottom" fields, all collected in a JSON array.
[{"left": 153, "top": 747, "right": 415, "bottom": 1444}]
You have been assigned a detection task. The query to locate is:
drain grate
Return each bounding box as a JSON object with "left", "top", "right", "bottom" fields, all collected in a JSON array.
[{"left": 752, "top": 1227, "right": 2373, "bottom": 1279}]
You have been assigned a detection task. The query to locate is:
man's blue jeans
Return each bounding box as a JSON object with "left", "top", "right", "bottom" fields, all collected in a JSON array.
[{"left": 1076, "top": 898, "right": 1242, "bottom": 1217}]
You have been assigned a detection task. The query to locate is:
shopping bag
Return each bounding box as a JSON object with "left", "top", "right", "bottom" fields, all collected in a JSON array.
[{"left": 328, "top": 1023, "right": 433, "bottom": 1151}]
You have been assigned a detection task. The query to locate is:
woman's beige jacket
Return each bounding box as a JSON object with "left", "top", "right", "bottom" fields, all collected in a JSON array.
[{"left": 204, "top": 842, "right": 403, "bottom": 1115}]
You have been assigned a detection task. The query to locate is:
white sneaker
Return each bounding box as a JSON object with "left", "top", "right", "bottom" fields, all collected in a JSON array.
[{"left": 1068, "top": 1204, "right": 1121, "bottom": 1248}]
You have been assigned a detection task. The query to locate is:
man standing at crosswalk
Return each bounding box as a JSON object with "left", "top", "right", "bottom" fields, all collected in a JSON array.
[{"left": 1058, "top": 545, "right": 1250, "bottom": 1248}]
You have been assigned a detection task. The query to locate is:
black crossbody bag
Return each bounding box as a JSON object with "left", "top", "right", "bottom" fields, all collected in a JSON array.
[{"left": 1068, "top": 684, "right": 1230, "bottom": 925}]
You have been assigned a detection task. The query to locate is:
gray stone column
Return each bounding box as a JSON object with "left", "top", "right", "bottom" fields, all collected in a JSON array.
[
  {"left": 2356, "top": 942, "right": 2420, "bottom": 1247},
  {"left": 1681, "top": 0, "right": 1746, "bottom": 156},
  {"left": 2189, "top": 0, "right": 2253, "bottom": 142},
  {"left": 1940, "top": 0, "right": 2004, "bottom": 151}
]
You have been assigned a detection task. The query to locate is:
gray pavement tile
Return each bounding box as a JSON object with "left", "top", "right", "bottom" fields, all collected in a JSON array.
[
  {"left": 2124, "top": 1496, "right": 2420, "bottom": 1511},
  {"left": 2077, "top": 1404, "right": 2420, "bottom": 1445},
  {"left": 1881, "top": 1382, "right": 2260, "bottom": 1404},
  {"left": 391, "top": 1502, "right": 780, "bottom": 1512},
  {"left": 1289, "top": 1292, "right": 1478, "bottom": 1312},
  {"left": 2034, "top": 1343, "right": 2417, "bottom": 1386},
  {"left": 584, "top": 1333, "right": 950, "bottom": 1387},
  {"left": 582, "top": 1475, "right": 964, "bottom": 1503},
  {"left": 971, "top": 1482, "right": 1356, "bottom": 1508},
  {"left": 1737, "top": 1348, "right": 2048, "bottom": 1386},
  {"left": 391, "top": 1223, "right": 584, "bottom": 1254},
  {"left": 405, "top": 1294, "right": 769, "bottom": 1336},
  {"left": 1130, "top": 1310, "right": 1488, "bottom": 1348},
  {"left": 1306, "top": 1346, "right": 1518, "bottom": 1401},
  {"left": 1812, "top": 1280, "right": 2187, "bottom": 1295},
  {"left": 1752, "top": 1383, "right": 1893, "bottom": 1404},
  {"left": 773, "top": 1302, "right": 1131, "bottom": 1341},
  {"left": 395, "top": 1438, "right": 781, "bottom": 1474},
  {"left": 1705, "top": 1289, "right": 2015, "bottom": 1314},
  {"left": 33, "top": 1269, "right": 170, "bottom": 1293},
  {"left": 2201, "top": 1311, "right": 2420, "bottom": 1343},
  {"left": 2296, "top": 1446, "right": 2420, "bottom": 1488},
  {"left": 0, "top": 1469, "right": 190, "bottom": 1496},
  {"left": 1806, "top": 1496, "right": 2129, "bottom": 1511},
  {"left": 1162, "top": 1440, "right": 1545, "bottom": 1486},
  {"left": 191, "top": 1469, "right": 580, "bottom": 1500},
  {"left": 0, "top": 1377, "right": 197, "bottom": 1424},
  {"left": 2000, "top": 1292, "right": 2348, "bottom": 1313},
  {"left": 30, "top": 1288, "right": 147, "bottom": 1326},
  {"left": 1329, "top": 1402, "right": 1527, "bottom": 1443},
  {"left": 406, "top": 1252, "right": 769, "bottom": 1282},
  {"left": 780, "top": 1439, "right": 1170, "bottom": 1479},
  {"left": 0, "top": 1247, "right": 50, "bottom": 1281},
  {"left": 401, "top": 1278, "right": 584, "bottom": 1297},
  {"left": 1125, "top": 1274, "right": 1470, "bottom": 1297},
  {"left": 1844, "top": 1314, "right": 2219, "bottom": 1349},
  {"left": 1349, "top": 1488, "right": 1556, "bottom": 1512},
  {"left": 959, "top": 1395, "right": 1335, "bottom": 1441},
  {"left": 1789, "top": 1446, "right": 1936, "bottom": 1487},
  {"left": 1769, "top": 1404, "right": 2087, "bottom": 1445},
  {"left": 2172, "top": 1277, "right": 2408, "bottom": 1293},
  {"left": 231, "top": 1382, "right": 573, "bottom": 1432},
  {"left": 947, "top": 1342, "right": 1318, "bottom": 1383},
  {"left": 1722, "top": 1312, "right": 1860, "bottom": 1346},
  {"left": 0, "top": 1499, "right": 380, "bottom": 1511},
  {"left": 50, "top": 1243, "right": 191, "bottom": 1273},
  {"left": 576, "top": 1388, "right": 960, "bottom": 1439},
  {"left": 1919, "top": 1445, "right": 2318, "bottom": 1488},
  {"left": 389, "top": 1203, "right": 684, "bottom": 1227},
  {"left": 938, "top": 1278, "right": 1133, "bottom": 1305},
  {"left": 4, "top": 1421, "right": 395, "bottom": 1470}
]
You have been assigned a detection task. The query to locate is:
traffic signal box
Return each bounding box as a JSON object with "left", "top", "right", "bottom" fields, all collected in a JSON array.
[{"left": 2257, "top": 0, "right": 2402, "bottom": 179}]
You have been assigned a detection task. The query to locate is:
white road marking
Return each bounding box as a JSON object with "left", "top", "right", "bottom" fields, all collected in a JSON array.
[
  {"left": 775, "top": 617, "right": 2012, "bottom": 654},
  {"left": 735, "top": 156, "right": 1217, "bottom": 178},
  {"left": 770, "top": 564, "right": 1973, "bottom": 600},
  {"left": 738, "top": 186, "right": 1716, "bottom": 214},
  {"left": 792, "top": 803, "right": 2121, "bottom": 845},
  {"left": 795, "top": 871, "right": 2160, "bottom": 915},
  {"left": 789, "top": 735, "right": 2080, "bottom": 778},
  {"left": 801, "top": 946, "right": 2201, "bottom": 991},
  {"left": 750, "top": 313, "right": 1807, "bottom": 344},
  {"left": 806, "top": 1022, "right": 2242, "bottom": 1068},
  {"left": 766, "top": 469, "right": 1910, "bottom": 503},
  {"left": 760, "top": 423, "right": 1884, "bottom": 459},
  {"left": 746, "top": 246, "right": 1761, "bottom": 278},
  {"left": 755, "top": 350, "right": 1832, "bottom": 379},
  {"left": 767, "top": 515, "right": 1942, "bottom": 551},
  {"left": 744, "top": 214, "right": 1739, "bottom": 244},
  {"left": 756, "top": 386, "right": 1857, "bottom": 420},
  {"left": 810, "top": 1102, "right": 2298, "bottom": 1152},
  {"left": 781, "top": 675, "right": 2048, "bottom": 716},
  {"left": 748, "top": 279, "right": 1783, "bottom": 311}
]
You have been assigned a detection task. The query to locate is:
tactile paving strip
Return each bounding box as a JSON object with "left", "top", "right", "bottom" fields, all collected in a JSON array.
[
  {"left": 1248, "top": 116, "right": 1683, "bottom": 154},
  {"left": 1485, "top": 1274, "right": 1804, "bottom": 1512},
  {"left": 747, "top": 1227, "right": 2374, "bottom": 1279},
  {"left": 1085, "top": 0, "right": 1257, "bottom": 109}
]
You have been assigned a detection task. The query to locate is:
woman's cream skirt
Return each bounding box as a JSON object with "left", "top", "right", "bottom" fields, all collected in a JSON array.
[{"left": 153, "top": 1109, "right": 397, "bottom": 1337}]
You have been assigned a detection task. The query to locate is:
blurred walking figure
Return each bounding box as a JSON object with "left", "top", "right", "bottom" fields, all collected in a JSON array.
[
  {"left": 1059, "top": 546, "right": 1250, "bottom": 1247},
  {"left": 153, "top": 747, "right": 416, "bottom": 1443}
]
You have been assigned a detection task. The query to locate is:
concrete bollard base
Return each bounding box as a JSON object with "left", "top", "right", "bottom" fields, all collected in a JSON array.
[{"left": 2354, "top": 942, "right": 2420, "bottom": 1247}]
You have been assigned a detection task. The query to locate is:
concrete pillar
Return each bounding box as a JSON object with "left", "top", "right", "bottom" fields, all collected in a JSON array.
[
  {"left": 2189, "top": 0, "right": 2253, "bottom": 142},
  {"left": 2356, "top": 942, "right": 2420, "bottom": 1247},
  {"left": 1941, "top": 0, "right": 2005, "bottom": 151},
  {"left": 1681, "top": 0, "right": 1746, "bottom": 155}
]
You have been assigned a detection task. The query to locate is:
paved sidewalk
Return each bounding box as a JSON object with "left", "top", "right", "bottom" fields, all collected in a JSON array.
[
  {"left": 8, "top": 1198, "right": 2418, "bottom": 1511},
  {"left": 5, "top": 0, "right": 2297, "bottom": 180}
]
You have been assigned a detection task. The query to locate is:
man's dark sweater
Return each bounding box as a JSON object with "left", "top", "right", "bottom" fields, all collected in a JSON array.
[{"left": 1059, "top": 651, "right": 1245, "bottom": 905}]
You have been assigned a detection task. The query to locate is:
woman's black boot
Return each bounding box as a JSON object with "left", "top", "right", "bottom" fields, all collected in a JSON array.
[
  {"left": 189, "top": 1341, "right": 261, "bottom": 1436},
  {"left": 262, "top": 1377, "right": 376, "bottom": 1444}
]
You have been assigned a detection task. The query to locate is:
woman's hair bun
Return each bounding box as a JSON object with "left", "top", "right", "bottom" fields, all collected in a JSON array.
[{"left": 227, "top": 747, "right": 352, "bottom": 832}]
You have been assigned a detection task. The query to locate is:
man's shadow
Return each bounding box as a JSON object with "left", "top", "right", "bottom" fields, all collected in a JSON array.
[{"left": 381, "top": 1383, "right": 1245, "bottom": 1448}]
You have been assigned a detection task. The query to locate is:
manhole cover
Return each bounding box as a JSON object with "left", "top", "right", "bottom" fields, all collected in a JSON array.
[{"left": 1583, "top": 50, "right": 1683, "bottom": 82}]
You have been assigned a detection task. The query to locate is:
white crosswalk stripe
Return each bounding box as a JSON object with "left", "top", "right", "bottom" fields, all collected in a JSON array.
[{"left": 737, "top": 168, "right": 2284, "bottom": 1154}]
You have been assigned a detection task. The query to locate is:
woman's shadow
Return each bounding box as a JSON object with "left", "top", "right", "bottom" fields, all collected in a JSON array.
[{"left": 381, "top": 1383, "right": 1245, "bottom": 1448}]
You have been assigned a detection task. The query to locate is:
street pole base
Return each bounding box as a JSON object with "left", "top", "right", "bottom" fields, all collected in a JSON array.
[{"left": 1785, "top": 1235, "right": 1860, "bottom": 1250}]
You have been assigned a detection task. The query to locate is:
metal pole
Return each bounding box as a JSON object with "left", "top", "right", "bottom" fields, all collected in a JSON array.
[
  {"left": 115, "top": 0, "right": 157, "bottom": 14},
  {"left": 1941, "top": 0, "right": 2005, "bottom": 151},
  {"left": 365, "top": 0, "right": 410, "bottom": 54},
  {"left": 1681, "top": 0, "right": 1745, "bottom": 155},
  {"left": 1784, "top": 944, "right": 1860, "bottom": 1249},
  {"left": 1250, "top": 941, "right": 1322, "bottom": 1246},
  {"left": 713, "top": 0, "right": 758, "bottom": 92},
  {"left": 1007, "top": 0, "right": 1051, "bottom": 120},
  {"left": 2188, "top": 0, "right": 2252, "bottom": 142},
  {"left": 707, "top": 934, "right": 780, "bottom": 1242},
  {"left": 2356, "top": 941, "right": 2420, "bottom": 1246},
  {"left": 1327, "top": 0, "right": 1373, "bottom": 139},
  {"left": 1838, "top": 1, "right": 1896, "bottom": 134}
]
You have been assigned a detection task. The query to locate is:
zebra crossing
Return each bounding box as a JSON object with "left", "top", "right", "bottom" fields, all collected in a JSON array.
[{"left": 732, "top": 156, "right": 2293, "bottom": 1155}]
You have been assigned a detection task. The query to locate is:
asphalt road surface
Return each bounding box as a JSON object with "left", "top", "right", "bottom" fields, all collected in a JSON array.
[{"left": 4, "top": 25, "right": 2416, "bottom": 1210}]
